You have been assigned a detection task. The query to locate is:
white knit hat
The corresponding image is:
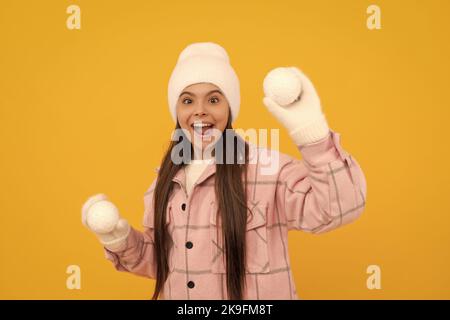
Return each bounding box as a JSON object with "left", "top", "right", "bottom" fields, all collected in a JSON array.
[{"left": 167, "top": 42, "right": 240, "bottom": 124}]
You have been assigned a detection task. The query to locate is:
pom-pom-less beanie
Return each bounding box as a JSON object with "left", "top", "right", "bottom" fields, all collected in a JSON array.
[{"left": 167, "top": 42, "right": 240, "bottom": 124}]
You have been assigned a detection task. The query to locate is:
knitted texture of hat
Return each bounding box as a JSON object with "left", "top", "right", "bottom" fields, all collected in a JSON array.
[{"left": 167, "top": 42, "right": 240, "bottom": 124}]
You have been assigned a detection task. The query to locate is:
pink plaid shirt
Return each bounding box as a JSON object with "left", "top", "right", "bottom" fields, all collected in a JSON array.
[{"left": 104, "top": 130, "right": 367, "bottom": 299}]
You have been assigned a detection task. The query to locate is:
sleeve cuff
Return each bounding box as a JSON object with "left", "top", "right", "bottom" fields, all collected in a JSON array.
[{"left": 298, "top": 130, "right": 348, "bottom": 167}]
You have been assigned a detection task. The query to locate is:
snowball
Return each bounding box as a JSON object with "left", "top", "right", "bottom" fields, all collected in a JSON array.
[
  {"left": 263, "top": 67, "right": 303, "bottom": 106},
  {"left": 86, "top": 200, "right": 120, "bottom": 234}
]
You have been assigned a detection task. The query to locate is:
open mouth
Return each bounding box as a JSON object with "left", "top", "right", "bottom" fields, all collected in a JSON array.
[{"left": 191, "top": 121, "right": 214, "bottom": 139}]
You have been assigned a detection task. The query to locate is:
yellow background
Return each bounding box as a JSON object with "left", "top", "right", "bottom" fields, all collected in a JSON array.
[{"left": 1, "top": 0, "right": 449, "bottom": 299}]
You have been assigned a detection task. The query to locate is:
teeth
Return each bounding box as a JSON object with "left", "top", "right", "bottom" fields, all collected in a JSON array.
[{"left": 192, "top": 123, "right": 212, "bottom": 128}]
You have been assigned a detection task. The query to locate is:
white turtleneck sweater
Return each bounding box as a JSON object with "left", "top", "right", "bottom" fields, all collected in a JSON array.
[{"left": 184, "top": 158, "right": 214, "bottom": 196}]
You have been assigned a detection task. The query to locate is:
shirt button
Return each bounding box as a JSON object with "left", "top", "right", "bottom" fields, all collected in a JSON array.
[
  {"left": 181, "top": 203, "right": 186, "bottom": 211},
  {"left": 186, "top": 241, "right": 193, "bottom": 249},
  {"left": 187, "top": 281, "right": 195, "bottom": 289}
]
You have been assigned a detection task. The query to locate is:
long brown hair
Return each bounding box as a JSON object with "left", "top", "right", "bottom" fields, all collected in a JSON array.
[{"left": 151, "top": 114, "right": 250, "bottom": 300}]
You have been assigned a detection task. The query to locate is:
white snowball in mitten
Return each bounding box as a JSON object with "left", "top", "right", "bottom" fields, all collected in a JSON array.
[
  {"left": 81, "top": 193, "right": 108, "bottom": 227},
  {"left": 263, "top": 67, "right": 303, "bottom": 106},
  {"left": 86, "top": 201, "right": 119, "bottom": 234},
  {"left": 263, "top": 67, "right": 330, "bottom": 146},
  {"left": 81, "top": 194, "right": 131, "bottom": 251}
]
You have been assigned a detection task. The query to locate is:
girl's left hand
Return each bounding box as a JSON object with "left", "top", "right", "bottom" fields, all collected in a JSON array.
[{"left": 262, "top": 67, "right": 330, "bottom": 146}]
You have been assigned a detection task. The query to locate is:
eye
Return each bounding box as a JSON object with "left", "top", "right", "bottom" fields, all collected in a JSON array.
[
  {"left": 182, "top": 98, "right": 192, "bottom": 104},
  {"left": 209, "top": 96, "right": 219, "bottom": 104}
]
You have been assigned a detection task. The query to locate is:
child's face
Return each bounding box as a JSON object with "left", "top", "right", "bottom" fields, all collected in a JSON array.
[{"left": 176, "top": 82, "right": 230, "bottom": 151}]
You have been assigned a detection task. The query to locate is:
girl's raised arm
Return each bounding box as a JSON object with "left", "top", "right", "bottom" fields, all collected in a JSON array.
[
  {"left": 276, "top": 130, "right": 367, "bottom": 234},
  {"left": 263, "top": 67, "right": 367, "bottom": 233}
]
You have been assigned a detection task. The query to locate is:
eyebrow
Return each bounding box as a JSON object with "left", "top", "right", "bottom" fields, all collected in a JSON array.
[{"left": 179, "top": 89, "right": 223, "bottom": 98}]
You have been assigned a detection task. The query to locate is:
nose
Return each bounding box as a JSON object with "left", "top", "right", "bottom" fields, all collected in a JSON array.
[{"left": 193, "top": 101, "right": 207, "bottom": 117}]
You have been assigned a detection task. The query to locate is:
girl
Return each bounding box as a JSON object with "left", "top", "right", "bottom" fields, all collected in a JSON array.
[{"left": 82, "top": 42, "right": 367, "bottom": 300}]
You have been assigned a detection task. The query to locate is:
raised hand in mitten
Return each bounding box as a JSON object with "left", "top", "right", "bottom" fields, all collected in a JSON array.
[{"left": 263, "top": 67, "right": 330, "bottom": 146}]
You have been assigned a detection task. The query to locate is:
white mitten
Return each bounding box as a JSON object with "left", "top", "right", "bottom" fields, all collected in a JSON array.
[
  {"left": 263, "top": 67, "right": 330, "bottom": 146},
  {"left": 81, "top": 193, "right": 131, "bottom": 251}
]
